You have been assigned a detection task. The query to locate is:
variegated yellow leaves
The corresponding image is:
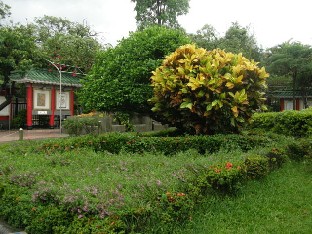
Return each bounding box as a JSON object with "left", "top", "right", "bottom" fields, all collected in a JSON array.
[{"left": 149, "top": 44, "right": 269, "bottom": 135}]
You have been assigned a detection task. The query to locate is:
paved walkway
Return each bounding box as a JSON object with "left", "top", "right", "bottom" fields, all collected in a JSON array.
[
  {"left": 0, "top": 129, "right": 69, "bottom": 143},
  {"left": 0, "top": 220, "right": 25, "bottom": 234}
]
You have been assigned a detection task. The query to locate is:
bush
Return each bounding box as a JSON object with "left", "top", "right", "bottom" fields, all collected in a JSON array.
[
  {"left": 39, "top": 132, "right": 275, "bottom": 155},
  {"left": 11, "top": 109, "right": 26, "bottom": 129},
  {"left": 244, "top": 154, "right": 270, "bottom": 179},
  {"left": 149, "top": 44, "right": 269, "bottom": 135},
  {"left": 250, "top": 110, "right": 312, "bottom": 137},
  {"left": 63, "top": 115, "right": 101, "bottom": 136},
  {"left": 265, "top": 147, "right": 288, "bottom": 170},
  {"left": 286, "top": 138, "right": 312, "bottom": 161}
]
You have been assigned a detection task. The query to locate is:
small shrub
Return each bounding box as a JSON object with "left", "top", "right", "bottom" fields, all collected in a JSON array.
[
  {"left": 63, "top": 116, "right": 101, "bottom": 136},
  {"left": 265, "top": 147, "right": 288, "bottom": 170},
  {"left": 286, "top": 138, "right": 312, "bottom": 161},
  {"left": 244, "top": 155, "right": 270, "bottom": 179},
  {"left": 25, "top": 205, "right": 70, "bottom": 234},
  {"left": 11, "top": 109, "right": 26, "bottom": 129},
  {"left": 157, "top": 191, "right": 194, "bottom": 224}
]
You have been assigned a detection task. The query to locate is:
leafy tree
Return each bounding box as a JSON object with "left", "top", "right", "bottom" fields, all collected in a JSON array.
[
  {"left": 78, "top": 25, "right": 191, "bottom": 113},
  {"left": 149, "top": 44, "right": 269, "bottom": 135},
  {"left": 131, "top": 0, "right": 190, "bottom": 29},
  {"left": 0, "top": 24, "right": 38, "bottom": 110},
  {"left": 32, "top": 15, "right": 102, "bottom": 73},
  {"left": 191, "top": 22, "right": 261, "bottom": 61},
  {"left": 266, "top": 41, "right": 312, "bottom": 109},
  {"left": 218, "top": 22, "right": 261, "bottom": 61},
  {"left": 189, "top": 24, "right": 219, "bottom": 51},
  {"left": 0, "top": 0, "right": 10, "bottom": 23},
  {"left": 0, "top": 24, "right": 38, "bottom": 85}
]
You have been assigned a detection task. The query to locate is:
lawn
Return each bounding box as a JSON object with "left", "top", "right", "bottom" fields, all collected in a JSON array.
[{"left": 171, "top": 162, "right": 312, "bottom": 234}]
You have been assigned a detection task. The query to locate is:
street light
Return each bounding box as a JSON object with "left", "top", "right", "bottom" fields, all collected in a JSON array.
[{"left": 45, "top": 59, "right": 62, "bottom": 134}]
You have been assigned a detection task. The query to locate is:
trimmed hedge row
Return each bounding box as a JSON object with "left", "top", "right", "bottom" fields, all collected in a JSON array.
[
  {"left": 250, "top": 109, "right": 312, "bottom": 137},
  {"left": 39, "top": 132, "right": 280, "bottom": 155}
]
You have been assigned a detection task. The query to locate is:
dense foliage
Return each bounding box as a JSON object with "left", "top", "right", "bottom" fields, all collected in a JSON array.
[
  {"left": 149, "top": 44, "right": 269, "bottom": 135},
  {"left": 190, "top": 22, "right": 261, "bottom": 61},
  {"left": 131, "top": 0, "right": 189, "bottom": 29},
  {"left": 0, "top": 24, "right": 38, "bottom": 85},
  {"left": 32, "top": 15, "right": 102, "bottom": 73},
  {"left": 78, "top": 25, "right": 191, "bottom": 113},
  {"left": 250, "top": 108, "right": 312, "bottom": 137},
  {"left": 265, "top": 41, "right": 312, "bottom": 109}
]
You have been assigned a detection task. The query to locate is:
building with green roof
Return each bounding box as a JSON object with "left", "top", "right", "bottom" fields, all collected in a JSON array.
[{"left": 10, "top": 69, "right": 83, "bottom": 129}]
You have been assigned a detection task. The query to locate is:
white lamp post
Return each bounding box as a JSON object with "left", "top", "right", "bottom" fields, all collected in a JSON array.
[{"left": 46, "top": 59, "right": 62, "bottom": 134}]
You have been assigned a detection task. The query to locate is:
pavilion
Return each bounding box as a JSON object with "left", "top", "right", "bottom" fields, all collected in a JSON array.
[{"left": 10, "top": 69, "right": 82, "bottom": 129}]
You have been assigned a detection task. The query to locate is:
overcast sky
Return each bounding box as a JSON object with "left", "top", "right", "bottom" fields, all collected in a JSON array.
[{"left": 4, "top": 0, "right": 312, "bottom": 48}]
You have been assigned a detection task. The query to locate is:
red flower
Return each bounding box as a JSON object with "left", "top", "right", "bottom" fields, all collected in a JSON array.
[{"left": 225, "top": 162, "right": 233, "bottom": 170}]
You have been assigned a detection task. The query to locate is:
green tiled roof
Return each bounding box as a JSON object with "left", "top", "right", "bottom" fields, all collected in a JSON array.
[
  {"left": 268, "top": 90, "right": 312, "bottom": 98},
  {"left": 10, "top": 69, "right": 83, "bottom": 87}
]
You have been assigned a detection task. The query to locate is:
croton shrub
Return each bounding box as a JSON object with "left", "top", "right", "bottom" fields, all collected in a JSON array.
[{"left": 149, "top": 44, "right": 269, "bottom": 135}]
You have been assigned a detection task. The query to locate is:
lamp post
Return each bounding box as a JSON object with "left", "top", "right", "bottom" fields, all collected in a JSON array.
[{"left": 46, "top": 59, "right": 62, "bottom": 134}]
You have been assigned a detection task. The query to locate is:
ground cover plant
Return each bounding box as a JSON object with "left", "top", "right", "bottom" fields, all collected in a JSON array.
[{"left": 0, "top": 131, "right": 307, "bottom": 233}]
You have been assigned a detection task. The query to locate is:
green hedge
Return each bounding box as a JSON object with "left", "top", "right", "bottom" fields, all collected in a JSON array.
[
  {"left": 250, "top": 109, "right": 312, "bottom": 137},
  {"left": 39, "top": 132, "right": 279, "bottom": 155}
]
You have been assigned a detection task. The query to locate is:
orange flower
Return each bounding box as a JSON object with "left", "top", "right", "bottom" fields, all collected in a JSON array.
[
  {"left": 214, "top": 168, "right": 221, "bottom": 174},
  {"left": 225, "top": 162, "right": 233, "bottom": 170},
  {"left": 177, "top": 192, "right": 185, "bottom": 197}
]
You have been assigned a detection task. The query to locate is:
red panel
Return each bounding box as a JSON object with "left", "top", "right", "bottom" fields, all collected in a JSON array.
[
  {"left": 0, "top": 116, "right": 9, "bottom": 120},
  {"left": 49, "top": 86, "right": 56, "bottom": 127},
  {"left": 280, "top": 98, "right": 284, "bottom": 111},
  {"left": 26, "top": 84, "right": 33, "bottom": 128},
  {"left": 295, "top": 98, "right": 300, "bottom": 110},
  {"left": 70, "top": 88, "right": 74, "bottom": 116}
]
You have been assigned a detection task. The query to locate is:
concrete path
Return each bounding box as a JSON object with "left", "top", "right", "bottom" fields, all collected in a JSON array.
[
  {"left": 0, "top": 220, "right": 26, "bottom": 234},
  {"left": 0, "top": 129, "right": 68, "bottom": 143}
]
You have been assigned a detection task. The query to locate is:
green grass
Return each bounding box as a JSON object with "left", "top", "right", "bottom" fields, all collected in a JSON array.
[
  {"left": 0, "top": 134, "right": 310, "bottom": 233},
  {"left": 0, "top": 145, "right": 245, "bottom": 215},
  {"left": 171, "top": 162, "right": 312, "bottom": 234}
]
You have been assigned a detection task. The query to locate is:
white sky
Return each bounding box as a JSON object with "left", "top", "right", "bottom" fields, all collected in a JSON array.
[{"left": 4, "top": 0, "right": 312, "bottom": 48}]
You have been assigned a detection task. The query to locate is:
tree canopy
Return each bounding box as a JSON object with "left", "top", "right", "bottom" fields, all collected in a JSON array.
[
  {"left": 31, "top": 15, "right": 102, "bottom": 73},
  {"left": 190, "top": 22, "right": 261, "bottom": 61},
  {"left": 265, "top": 41, "right": 312, "bottom": 108},
  {"left": 0, "top": 0, "right": 10, "bottom": 23},
  {"left": 131, "top": 0, "right": 189, "bottom": 29},
  {"left": 78, "top": 25, "right": 191, "bottom": 114},
  {"left": 0, "top": 24, "right": 38, "bottom": 85}
]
